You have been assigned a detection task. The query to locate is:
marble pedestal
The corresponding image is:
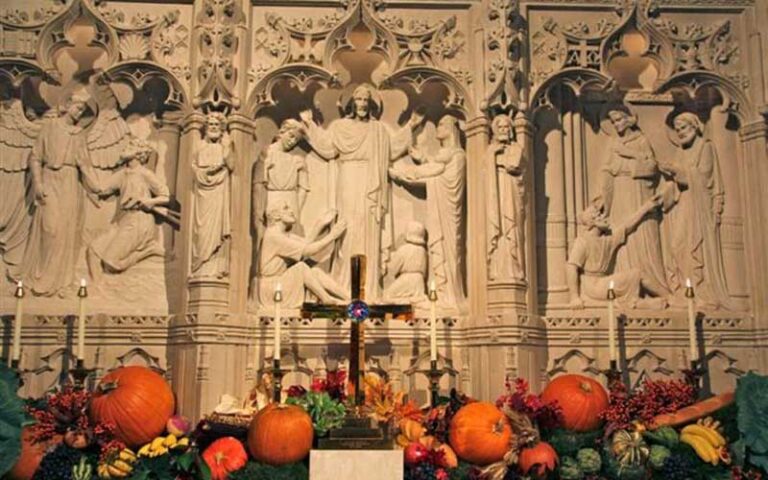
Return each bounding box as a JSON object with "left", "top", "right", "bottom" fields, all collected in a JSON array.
[{"left": 309, "top": 450, "right": 404, "bottom": 480}]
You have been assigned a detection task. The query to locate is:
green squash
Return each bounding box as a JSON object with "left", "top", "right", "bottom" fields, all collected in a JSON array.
[
  {"left": 648, "top": 445, "right": 671, "bottom": 471},
  {"left": 642, "top": 426, "right": 679, "bottom": 449},
  {"left": 559, "top": 456, "right": 584, "bottom": 480},
  {"left": 576, "top": 447, "right": 602, "bottom": 474}
]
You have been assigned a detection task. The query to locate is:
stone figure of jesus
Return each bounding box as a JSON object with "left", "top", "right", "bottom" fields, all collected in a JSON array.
[{"left": 299, "top": 84, "right": 424, "bottom": 298}]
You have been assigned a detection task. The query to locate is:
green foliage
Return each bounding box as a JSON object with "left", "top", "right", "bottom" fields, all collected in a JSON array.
[
  {"left": 286, "top": 391, "right": 346, "bottom": 437},
  {"left": 736, "top": 371, "right": 768, "bottom": 472},
  {"left": 130, "top": 448, "right": 208, "bottom": 480},
  {"left": 228, "top": 461, "right": 308, "bottom": 480},
  {"left": 448, "top": 461, "right": 476, "bottom": 480},
  {"left": 648, "top": 445, "right": 671, "bottom": 470},
  {"left": 576, "top": 447, "right": 601, "bottom": 474},
  {"left": 559, "top": 456, "right": 584, "bottom": 480},
  {"left": 643, "top": 426, "right": 679, "bottom": 449},
  {"left": 545, "top": 428, "right": 601, "bottom": 458},
  {"left": 0, "top": 365, "right": 28, "bottom": 477}
]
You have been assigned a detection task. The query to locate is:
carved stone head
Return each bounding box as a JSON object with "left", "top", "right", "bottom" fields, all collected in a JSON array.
[
  {"left": 673, "top": 112, "right": 703, "bottom": 149},
  {"left": 266, "top": 201, "right": 296, "bottom": 228},
  {"left": 204, "top": 112, "right": 227, "bottom": 142},
  {"left": 606, "top": 105, "right": 638, "bottom": 137},
  {"left": 437, "top": 115, "right": 461, "bottom": 147},
  {"left": 121, "top": 137, "right": 156, "bottom": 167},
  {"left": 63, "top": 89, "right": 90, "bottom": 122},
  {"left": 404, "top": 221, "right": 427, "bottom": 246},
  {"left": 344, "top": 84, "right": 380, "bottom": 120},
  {"left": 277, "top": 119, "right": 305, "bottom": 151},
  {"left": 578, "top": 204, "right": 610, "bottom": 233},
  {"left": 491, "top": 115, "right": 514, "bottom": 144}
]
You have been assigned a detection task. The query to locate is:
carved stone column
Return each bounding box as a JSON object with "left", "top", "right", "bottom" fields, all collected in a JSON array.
[
  {"left": 464, "top": 116, "right": 490, "bottom": 323},
  {"left": 226, "top": 112, "right": 255, "bottom": 314},
  {"left": 739, "top": 120, "right": 768, "bottom": 319}
]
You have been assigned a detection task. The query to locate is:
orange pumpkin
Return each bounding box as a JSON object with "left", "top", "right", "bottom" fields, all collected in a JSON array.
[
  {"left": 540, "top": 374, "right": 609, "bottom": 432},
  {"left": 518, "top": 441, "right": 558, "bottom": 476},
  {"left": 248, "top": 403, "right": 313, "bottom": 465},
  {"left": 8, "top": 428, "right": 61, "bottom": 480},
  {"left": 89, "top": 366, "right": 175, "bottom": 447},
  {"left": 448, "top": 402, "right": 512, "bottom": 466},
  {"left": 202, "top": 437, "right": 248, "bottom": 480}
]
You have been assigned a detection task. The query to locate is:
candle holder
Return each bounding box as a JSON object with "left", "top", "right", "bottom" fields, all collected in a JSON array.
[
  {"left": 272, "top": 358, "right": 284, "bottom": 403},
  {"left": 69, "top": 358, "right": 95, "bottom": 390},
  {"left": 682, "top": 359, "right": 707, "bottom": 397},
  {"left": 428, "top": 359, "right": 444, "bottom": 407},
  {"left": 603, "top": 359, "right": 623, "bottom": 388}
]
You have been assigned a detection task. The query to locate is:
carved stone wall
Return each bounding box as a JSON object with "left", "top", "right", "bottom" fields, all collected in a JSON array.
[{"left": 0, "top": 0, "right": 766, "bottom": 419}]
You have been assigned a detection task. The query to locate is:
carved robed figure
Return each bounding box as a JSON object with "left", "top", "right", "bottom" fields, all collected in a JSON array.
[
  {"left": 191, "top": 112, "right": 233, "bottom": 279},
  {"left": 486, "top": 115, "right": 525, "bottom": 281},
  {"left": 22, "top": 90, "right": 91, "bottom": 296},
  {"left": 300, "top": 84, "right": 423, "bottom": 299},
  {"left": 599, "top": 105, "right": 669, "bottom": 300},
  {"left": 391, "top": 115, "right": 466, "bottom": 309},
  {"left": 660, "top": 112, "right": 734, "bottom": 310}
]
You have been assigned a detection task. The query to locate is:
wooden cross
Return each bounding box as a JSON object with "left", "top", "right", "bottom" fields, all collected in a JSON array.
[{"left": 301, "top": 255, "right": 413, "bottom": 406}]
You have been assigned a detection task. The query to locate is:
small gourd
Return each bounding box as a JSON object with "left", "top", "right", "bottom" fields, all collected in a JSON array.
[
  {"left": 576, "top": 447, "right": 601, "bottom": 474},
  {"left": 648, "top": 445, "right": 671, "bottom": 471},
  {"left": 611, "top": 429, "right": 650, "bottom": 467},
  {"left": 559, "top": 456, "right": 584, "bottom": 480}
]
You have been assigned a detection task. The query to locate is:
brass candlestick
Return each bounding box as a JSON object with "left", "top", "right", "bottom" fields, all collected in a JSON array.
[{"left": 69, "top": 358, "right": 95, "bottom": 390}]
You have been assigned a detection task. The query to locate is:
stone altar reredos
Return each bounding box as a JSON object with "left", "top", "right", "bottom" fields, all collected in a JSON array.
[{"left": 0, "top": 0, "right": 766, "bottom": 419}]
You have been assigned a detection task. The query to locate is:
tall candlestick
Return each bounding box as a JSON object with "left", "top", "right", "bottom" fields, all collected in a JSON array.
[
  {"left": 273, "top": 283, "right": 282, "bottom": 363},
  {"left": 77, "top": 279, "right": 87, "bottom": 361},
  {"left": 12, "top": 281, "right": 24, "bottom": 364},
  {"left": 428, "top": 280, "right": 438, "bottom": 362},
  {"left": 685, "top": 278, "right": 698, "bottom": 363},
  {"left": 607, "top": 280, "right": 617, "bottom": 363}
]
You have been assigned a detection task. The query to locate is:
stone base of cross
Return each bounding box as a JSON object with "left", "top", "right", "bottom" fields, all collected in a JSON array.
[{"left": 301, "top": 255, "right": 413, "bottom": 406}]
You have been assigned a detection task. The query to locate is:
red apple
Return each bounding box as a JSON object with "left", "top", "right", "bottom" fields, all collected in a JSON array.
[{"left": 404, "top": 442, "right": 430, "bottom": 466}]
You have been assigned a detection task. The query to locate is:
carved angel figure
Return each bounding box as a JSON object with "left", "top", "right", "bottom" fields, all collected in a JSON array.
[
  {"left": 22, "top": 90, "right": 92, "bottom": 296},
  {"left": 21, "top": 82, "right": 133, "bottom": 296},
  {"left": 0, "top": 96, "right": 38, "bottom": 280},
  {"left": 82, "top": 137, "right": 170, "bottom": 281}
]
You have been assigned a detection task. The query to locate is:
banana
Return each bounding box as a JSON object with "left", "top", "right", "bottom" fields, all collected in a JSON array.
[
  {"left": 163, "top": 434, "right": 178, "bottom": 447},
  {"left": 107, "top": 465, "right": 129, "bottom": 478},
  {"left": 138, "top": 443, "right": 151, "bottom": 456},
  {"left": 682, "top": 424, "right": 726, "bottom": 448},
  {"left": 150, "top": 436, "right": 166, "bottom": 450},
  {"left": 681, "top": 432, "right": 718, "bottom": 465},
  {"left": 175, "top": 437, "right": 190, "bottom": 448},
  {"left": 118, "top": 449, "right": 136, "bottom": 462}
]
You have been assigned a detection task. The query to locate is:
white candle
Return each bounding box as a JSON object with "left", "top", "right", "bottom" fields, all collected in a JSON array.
[
  {"left": 686, "top": 278, "right": 698, "bottom": 363},
  {"left": 274, "top": 283, "right": 282, "bottom": 363},
  {"left": 429, "top": 280, "right": 437, "bottom": 362},
  {"left": 11, "top": 281, "right": 24, "bottom": 364},
  {"left": 607, "top": 280, "right": 617, "bottom": 363},
  {"left": 77, "top": 278, "right": 87, "bottom": 361}
]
